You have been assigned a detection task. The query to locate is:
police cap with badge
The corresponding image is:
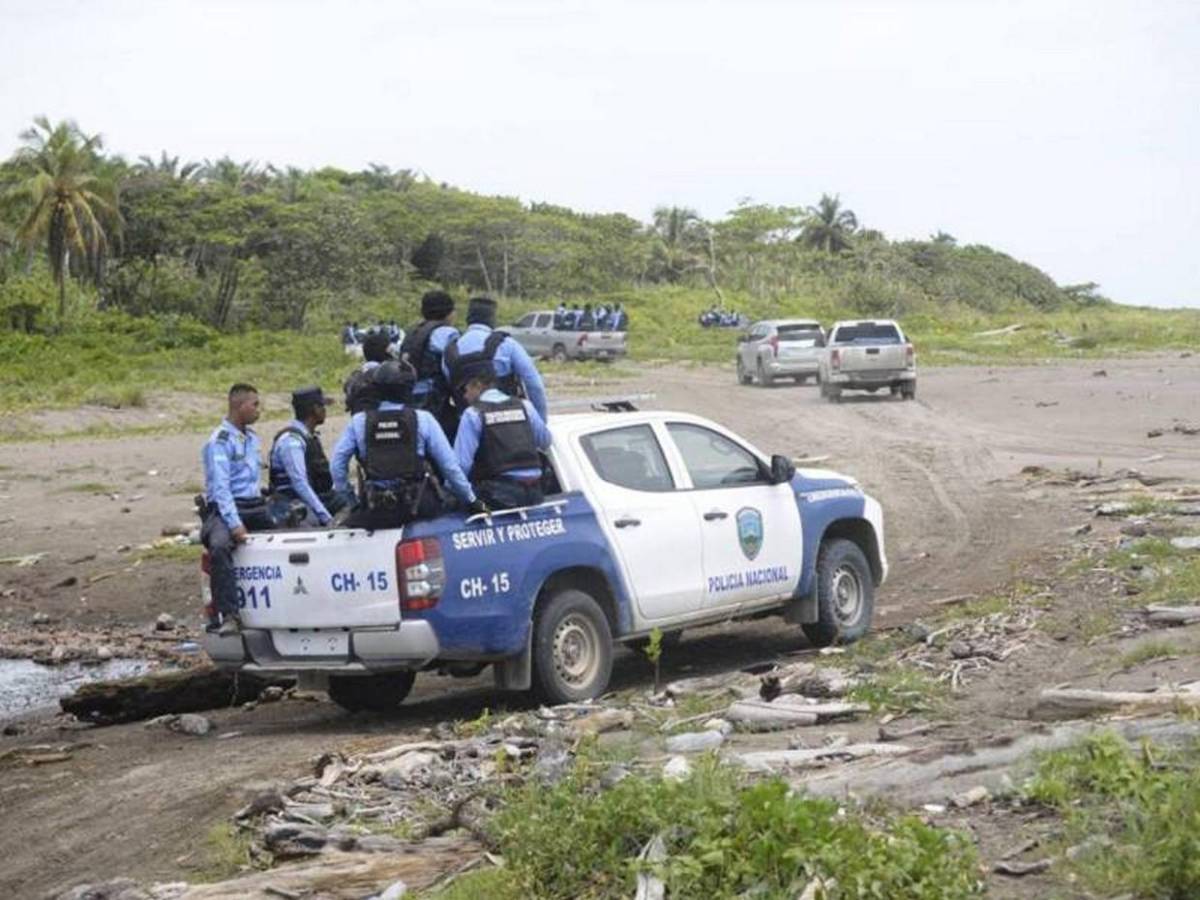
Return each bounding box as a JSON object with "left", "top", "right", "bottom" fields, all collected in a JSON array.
[{"left": 291, "top": 385, "right": 335, "bottom": 416}]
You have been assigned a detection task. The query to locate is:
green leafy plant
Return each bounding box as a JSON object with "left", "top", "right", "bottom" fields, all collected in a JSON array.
[{"left": 642, "top": 627, "right": 663, "bottom": 692}]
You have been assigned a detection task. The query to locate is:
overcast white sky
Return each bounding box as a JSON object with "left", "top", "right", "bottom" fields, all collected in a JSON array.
[{"left": 2, "top": 0, "right": 1197, "bottom": 306}]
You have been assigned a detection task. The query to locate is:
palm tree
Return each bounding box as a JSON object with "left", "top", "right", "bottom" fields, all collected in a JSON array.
[
  {"left": 799, "top": 193, "right": 858, "bottom": 253},
  {"left": 650, "top": 206, "right": 708, "bottom": 282},
  {"left": 135, "top": 151, "right": 200, "bottom": 182},
  {"left": 8, "top": 117, "right": 121, "bottom": 316},
  {"left": 199, "top": 156, "right": 266, "bottom": 193}
]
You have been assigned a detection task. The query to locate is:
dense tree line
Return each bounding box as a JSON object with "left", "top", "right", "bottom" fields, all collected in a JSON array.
[{"left": 0, "top": 118, "right": 1102, "bottom": 334}]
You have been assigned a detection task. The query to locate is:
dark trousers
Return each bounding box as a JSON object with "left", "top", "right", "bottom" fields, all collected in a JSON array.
[
  {"left": 343, "top": 481, "right": 447, "bottom": 531},
  {"left": 477, "top": 478, "right": 543, "bottom": 510},
  {"left": 201, "top": 502, "right": 272, "bottom": 617},
  {"left": 414, "top": 391, "right": 460, "bottom": 442}
]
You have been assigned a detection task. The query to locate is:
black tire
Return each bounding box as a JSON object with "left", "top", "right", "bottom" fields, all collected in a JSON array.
[
  {"left": 793, "top": 375, "right": 808, "bottom": 385},
  {"left": 902, "top": 381, "right": 917, "bottom": 400},
  {"left": 532, "top": 588, "right": 614, "bottom": 703},
  {"left": 757, "top": 360, "right": 774, "bottom": 387},
  {"left": 737, "top": 358, "right": 753, "bottom": 385},
  {"left": 889, "top": 385, "right": 901, "bottom": 398},
  {"left": 802, "top": 538, "right": 875, "bottom": 647},
  {"left": 327, "top": 671, "right": 416, "bottom": 713},
  {"left": 825, "top": 384, "right": 842, "bottom": 403},
  {"left": 551, "top": 344, "right": 568, "bottom": 363}
]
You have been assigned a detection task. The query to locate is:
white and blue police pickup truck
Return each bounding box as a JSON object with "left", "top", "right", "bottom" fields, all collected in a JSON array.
[{"left": 202, "top": 408, "right": 887, "bottom": 712}]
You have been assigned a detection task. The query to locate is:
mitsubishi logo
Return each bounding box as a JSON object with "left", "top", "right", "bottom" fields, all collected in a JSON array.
[{"left": 293, "top": 576, "right": 308, "bottom": 596}]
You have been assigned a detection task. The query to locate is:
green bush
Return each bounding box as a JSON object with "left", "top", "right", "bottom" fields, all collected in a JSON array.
[
  {"left": 1025, "top": 732, "right": 1200, "bottom": 897},
  {"left": 484, "top": 757, "right": 981, "bottom": 899}
]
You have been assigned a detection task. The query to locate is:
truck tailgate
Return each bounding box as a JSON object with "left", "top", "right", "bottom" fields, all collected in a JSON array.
[
  {"left": 842, "top": 345, "right": 907, "bottom": 371},
  {"left": 233, "top": 530, "right": 401, "bottom": 629}
]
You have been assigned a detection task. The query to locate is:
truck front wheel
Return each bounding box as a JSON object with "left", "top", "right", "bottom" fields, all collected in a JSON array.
[
  {"left": 533, "top": 588, "right": 614, "bottom": 703},
  {"left": 802, "top": 538, "right": 875, "bottom": 647},
  {"left": 327, "top": 671, "right": 416, "bottom": 713}
]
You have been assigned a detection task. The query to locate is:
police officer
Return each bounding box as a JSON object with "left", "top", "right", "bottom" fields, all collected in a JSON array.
[
  {"left": 331, "top": 361, "right": 483, "bottom": 529},
  {"left": 268, "top": 386, "right": 341, "bottom": 527},
  {"left": 400, "top": 290, "right": 460, "bottom": 439},
  {"left": 344, "top": 330, "right": 392, "bottom": 414},
  {"left": 442, "top": 296, "right": 548, "bottom": 422},
  {"left": 454, "top": 359, "right": 551, "bottom": 510},
  {"left": 201, "top": 383, "right": 271, "bottom": 635}
]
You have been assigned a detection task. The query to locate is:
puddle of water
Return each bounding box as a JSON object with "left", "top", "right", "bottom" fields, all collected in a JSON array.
[{"left": 0, "top": 658, "right": 156, "bottom": 721}]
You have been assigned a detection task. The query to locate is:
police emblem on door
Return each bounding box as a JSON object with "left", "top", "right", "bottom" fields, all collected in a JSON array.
[{"left": 736, "top": 507, "right": 764, "bottom": 560}]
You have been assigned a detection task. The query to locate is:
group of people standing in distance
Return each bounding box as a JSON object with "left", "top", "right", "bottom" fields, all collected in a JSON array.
[
  {"left": 553, "top": 302, "right": 626, "bottom": 331},
  {"left": 200, "top": 291, "right": 551, "bottom": 635},
  {"left": 340, "top": 320, "right": 402, "bottom": 346}
]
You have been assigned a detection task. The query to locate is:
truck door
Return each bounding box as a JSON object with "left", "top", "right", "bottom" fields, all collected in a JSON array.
[
  {"left": 664, "top": 422, "right": 802, "bottom": 611},
  {"left": 578, "top": 424, "right": 704, "bottom": 623}
]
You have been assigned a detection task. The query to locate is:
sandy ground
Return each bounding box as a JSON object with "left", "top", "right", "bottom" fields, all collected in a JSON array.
[{"left": 1, "top": 356, "right": 1199, "bottom": 897}]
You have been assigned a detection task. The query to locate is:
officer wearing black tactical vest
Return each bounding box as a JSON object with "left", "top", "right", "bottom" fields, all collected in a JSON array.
[
  {"left": 400, "top": 290, "right": 460, "bottom": 440},
  {"left": 331, "top": 360, "right": 483, "bottom": 530},
  {"left": 452, "top": 359, "right": 552, "bottom": 510},
  {"left": 268, "top": 386, "right": 344, "bottom": 527},
  {"left": 441, "top": 296, "right": 549, "bottom": 423},
  {"left": 343, "top": 330, "right": 392, "bottom": 415}
]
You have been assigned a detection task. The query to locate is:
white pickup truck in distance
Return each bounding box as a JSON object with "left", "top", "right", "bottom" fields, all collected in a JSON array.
[
  {"left": 202, "top": 408, "right": 887, "bottom": 712},
  {"left": 818, "top": 319, "right": 917, "bottom": 402}
]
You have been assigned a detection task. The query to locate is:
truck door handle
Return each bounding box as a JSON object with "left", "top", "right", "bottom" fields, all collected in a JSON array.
[
  {"left": 703, "top": 510, "right": 728, "bottom": 521},
  {"left": 614, "top": 517, "right": 641, "bottom": 528}
]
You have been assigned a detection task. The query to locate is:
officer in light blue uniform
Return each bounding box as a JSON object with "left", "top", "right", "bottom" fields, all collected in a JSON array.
[
  {"left": 453, "top": 359, "right": 552, "bottom": 510},
  {"left": 201, "top": 383, "right": 270, "bottom": 634},
  {"left": 331, "top": 361, "right": 483, "bottom": 529},
  {"left": 442, "top": 296, "right": 548, "bottom": 422},
  {"left": 268, "top": 386, "right": 339, "bottom": 527},
  {"left": 401, "top": 290, "right": 461, "bottom": 439}
]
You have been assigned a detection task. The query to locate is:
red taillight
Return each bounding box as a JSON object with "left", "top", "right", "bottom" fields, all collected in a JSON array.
[
  {"left": 768, "top": 335, "right": 779, "bottom": 357},
  {"left": 905, "top": 343, "right": 915, "bottom": 367},
  {"left": 395, "top": 537, "right": 445, "bottom": 612},
  {"left": 577, "top": 332, "right": 588, "bottom": 347},
  {"left": 831, "top": 348, "right": 842, "bottom": 370}
]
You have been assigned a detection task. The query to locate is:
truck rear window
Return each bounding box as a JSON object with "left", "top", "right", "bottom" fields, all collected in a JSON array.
[
  {"left": 777, "top": 325, "right": 823, "bottom": 344},
  {"left": 833, "top": 324, "right": 901, "bottom": 344}
]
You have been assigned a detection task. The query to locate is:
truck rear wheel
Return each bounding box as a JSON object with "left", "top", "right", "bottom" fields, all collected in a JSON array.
[
  {"left": 802, "top": 538, "right": 875, "bottom": 647},
  {"left": 736, "top": 358, "right": 753, "bottom": 385},
  {"left": 532, "top": 588, "right": 614, "bottom": 703},
  {"left": 327, "top": 671, "right": 416, "bottom": 713},
  {"left": 551, "top": 343, "right": 568, "bottom": 363},
  {"left": 757, "top": 360, "right": 774, "bottom": 387},
  {"left": 901, "top": 381, "right": 917, "bottom": 400}
]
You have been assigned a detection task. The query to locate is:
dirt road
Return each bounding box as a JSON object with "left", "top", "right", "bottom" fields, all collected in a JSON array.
[{"left": 2, "top": 356, "right": 1198, "bottom": 897}]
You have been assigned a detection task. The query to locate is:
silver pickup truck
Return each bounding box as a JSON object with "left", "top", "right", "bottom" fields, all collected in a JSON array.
[
  {"left": 507, "top": 310, "right": 628, "bottom": 362},
  {"left": 817, "top": 319, "right": 917, "bottom": 401}
]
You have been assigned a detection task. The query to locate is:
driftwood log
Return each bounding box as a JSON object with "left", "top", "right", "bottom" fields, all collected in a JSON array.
[
  {"left": 59, "top": 664, "right": 293, "bottom": 725},
  {"left": 1032, "top": 684, "right": 1200, "bottom": 720},
  {"left": 1144, "top": 605, "right": 1200, "bottom": 626}
]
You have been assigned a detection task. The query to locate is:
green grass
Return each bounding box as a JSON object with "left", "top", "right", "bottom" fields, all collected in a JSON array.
[
  {"left": 137, "top": 542, "right": 201, "bottom": 563},
  {"left": 848, "top": 667, "right": 948, "bottom": 715},
  {"left": 1024, "top": 732, "right": 1200, "bottom": 897},
  {"left": 192, "top": 823, "right": 255, "bottom": 882},
  {"left": 59, "top": 481, "right": 114, "bottom": 494},
  {"left": 452, "top": 755, "right": 981, "bottom": 899},
  {"left": 1110, "top": 537, "right": 1200, "bottom": 607},
  {"left": 83, "top": 385, "right": 147, "bottom": 409},
  {"left": 1119, "top": 639, "right": 1180, "bottom": 669},
  {"left": 4, "top": 291, "right": 1200, "bottom": 415}
]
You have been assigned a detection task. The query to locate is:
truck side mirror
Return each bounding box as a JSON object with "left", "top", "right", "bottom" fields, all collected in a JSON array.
[{"left": 769, "top": 454, "right": 796, "bottom": 484}]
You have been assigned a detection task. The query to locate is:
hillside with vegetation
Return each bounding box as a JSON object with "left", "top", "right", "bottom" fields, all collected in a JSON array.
[{"left": 1, "top": 117, "right": 1197, "bottom": 412}]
